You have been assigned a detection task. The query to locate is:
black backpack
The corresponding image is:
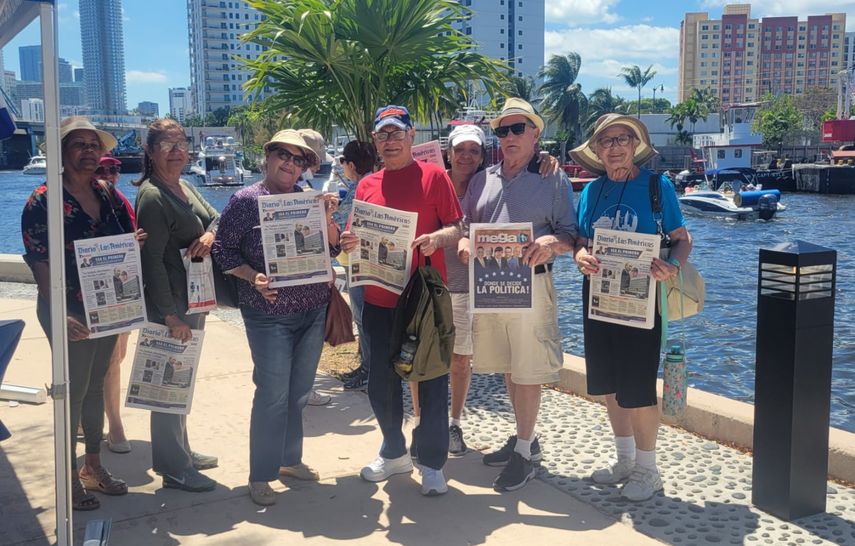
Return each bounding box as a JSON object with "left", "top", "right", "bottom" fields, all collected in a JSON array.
[{"left": 390, "top": 256, "right": 455, "bottom": 382}]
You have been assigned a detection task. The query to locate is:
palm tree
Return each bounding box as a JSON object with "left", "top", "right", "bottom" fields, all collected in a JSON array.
[
  {"left": 584, "top": 87, "right": 628, "bottom": 135},
  {"left": 538, "top": 52, "right": 587, "bottom": 161},
  {"left": 620, "top": 64, "right": 656, "bottom": 119},
  {"left": 504, "top": 75, "right": 537, "bottom": 103},
  {"left": 242, "top": 0, "right": 508, "bottom": 142}
]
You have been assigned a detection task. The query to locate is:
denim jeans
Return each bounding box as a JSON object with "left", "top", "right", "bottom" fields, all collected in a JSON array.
[
  {"left": 242, "top": 305, "right": 326, "bottom": 482},
  {"left": 349, "top": 284, "right": 369, "bottom": 372},
  {"left": 363, "top": 303, "right": 449, "bottom": 471}
]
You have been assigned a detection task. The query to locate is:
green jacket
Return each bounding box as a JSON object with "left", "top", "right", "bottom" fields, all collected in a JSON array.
[{"left": 136, "top": 177, "right": 219, "bottom": 321}]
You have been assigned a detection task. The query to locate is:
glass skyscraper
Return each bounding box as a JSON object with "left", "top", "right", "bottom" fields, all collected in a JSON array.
[{"left": 79, "top": 0, "right": 127, "bottom": 115}]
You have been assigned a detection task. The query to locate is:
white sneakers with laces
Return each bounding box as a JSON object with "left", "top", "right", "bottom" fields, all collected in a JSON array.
[
  {"left": 420, "top": 467, "right": 448, "bottom": 496},
  {"left": 590, "top": 459, "right": 635, "bottom": 485},
  {"left": 360, "top": 454, "right": 413, "bottom": 482},
  {"left": 620, "top": 466, "right": 664, "bottom": 501}
]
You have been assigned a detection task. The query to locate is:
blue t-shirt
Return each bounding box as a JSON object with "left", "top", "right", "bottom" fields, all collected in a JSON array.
[{"left": 576, "top": 168, "right": 685, "bottom": 239}]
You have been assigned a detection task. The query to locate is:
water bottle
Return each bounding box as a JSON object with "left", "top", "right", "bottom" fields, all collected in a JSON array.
[
  {"left": 663, "top": 344, "right": 687, "bottom": 417},
  {"left": 396, "top": 335, "right": 418, "bottom": 374}
]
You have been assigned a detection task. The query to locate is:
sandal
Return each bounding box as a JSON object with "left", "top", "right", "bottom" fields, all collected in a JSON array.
[
  {"left": 72, "top": 477, "right": 100, "bottom": 511},
  {"left": 79, "top": 466, "right": 128, "bottom": 496}
]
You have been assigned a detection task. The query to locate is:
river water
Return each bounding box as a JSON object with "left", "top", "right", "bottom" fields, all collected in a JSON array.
[{"left": 1, "top": 171, "right": 853, "bottom": 432}]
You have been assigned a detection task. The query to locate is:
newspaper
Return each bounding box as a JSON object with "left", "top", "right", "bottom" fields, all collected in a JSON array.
[
  {"left": 258, "top": 190, "right": 333, "bottom": 288},
  {"left": 469, "top": 223, "right": 534, "bottom": 313},
  {"left": 181, "top": 250, "right": 217, "bottom": 314},
  {"left": 348, "top": 200, "right": 417, "bottom": 294},
  {"left": 411, "top": 140, "right": 445, "bottom": 168},
  {"left": 74, "top": 233, "right": 147, "bottom": 338},
  {"left": 587, "top": 228, "right": 660, "bottom": 329},
  {"left": 125, "top": 323, "right": 204, "bottom": 415}
]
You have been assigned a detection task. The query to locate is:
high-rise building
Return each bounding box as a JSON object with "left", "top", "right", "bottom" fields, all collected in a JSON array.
[
  {"left": 678, "top": 4, "right": 847, "bottom": 104},
  {"left": 0, "top": 50, "right": 5, "bottom": 93},
  {"left": 20, "top": 98, "right": 45, "bottom": 122},
  {"left": 169, "top": 87, "right": 193, "bottom": 123},
  {"left": 845, "top": 32, "right": 855, "bottom": 75},
  {"left": 3, "top": 71, "right": 15, "bottom": 100},
  {"left": 80, "top": 0, "right": 127, "bottom": 115},
  {"left": 187, "top": 0, "right": 266, "bottom": 115},
  {"left": 19, "top": 45, "right": 41, "bottom": 82},
  {"left": 74, "top": 67, "right": 85, "bottom": 83},
  {"left": 137, "top": 101, "right": 159, "bottom": 117},
  {"left": 58, "top": 58, "right": 73, "bottom": 84},
  {"left": 454, "top": 0, "right": 545, "bottom": 81}
]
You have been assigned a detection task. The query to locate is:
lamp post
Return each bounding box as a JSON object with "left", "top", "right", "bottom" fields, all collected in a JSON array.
[{"left": 652, "top": 84, "right": 664, "bottom": 112}]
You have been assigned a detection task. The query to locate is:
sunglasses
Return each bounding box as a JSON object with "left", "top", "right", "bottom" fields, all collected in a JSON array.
[
  {"left": 96, "top": 166, "right": 121, "bottom": 175},
  {"left": 268, "top": 147, "right": 308, "bottom": 167},
  {"left": 494, "top": 122, "right": 533, "bottom": 138},
  {"left": 158, "top": 140, "right": 190, "bottom": 153}
]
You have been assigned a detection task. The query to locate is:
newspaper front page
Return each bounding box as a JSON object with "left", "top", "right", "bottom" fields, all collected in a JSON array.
[
  {"left": 125, "top": 323, "right": 204, "bottom": 415},
  {"left": 258, "top": 190, "right": 333, "bottom": 288},
  {"left": 469, "top": 223, "right": 534, "bottom": 313},
  {"left": 411, "top": 140, "right": 445, "bottom": 168},
  {"left": 587, "top": 228, "right": 660, "bottom": 329},
  {"left": 348, "top": 200, "right": 417, "bottom": 294},
  {"left": 181, "top": 250, "right": 217, "bottom": 314},
  {"left": 74, "top": 233, "right": 147, "bottom": 338}
]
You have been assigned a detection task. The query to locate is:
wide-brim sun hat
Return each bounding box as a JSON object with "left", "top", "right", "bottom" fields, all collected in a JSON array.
[
  {"left": 264, "top": 129, "right": 320, "bottom": 167},
  {"left": 60, "top": 116, "right": 118, "bottom": 152},
  {"left": 448, "top": 124, "right": 486, "bottom": 147},
  {"left": 489, "top": 97, "right": 544, "bottom": 132},
  {"left": 569, "top": 113, "right": 658, "bottom": 176},
  {"left": 297, "top": 128, "right": 334, "bottom": 164}
]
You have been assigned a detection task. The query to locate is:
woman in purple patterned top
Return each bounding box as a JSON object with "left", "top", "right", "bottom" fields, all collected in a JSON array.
[{"left": 212, "top": 129, "right": 340, "bottom": 506}]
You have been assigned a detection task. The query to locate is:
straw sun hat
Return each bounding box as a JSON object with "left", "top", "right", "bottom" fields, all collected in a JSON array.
[
  {"left": 569, "top": 113, "right": 658, "bottom": 175},
  {"left": 59, "top": 116, "right": 118, "bottom": 152},
  {"left": 263, "top": 129, "right": 319, "bottom": 167}
]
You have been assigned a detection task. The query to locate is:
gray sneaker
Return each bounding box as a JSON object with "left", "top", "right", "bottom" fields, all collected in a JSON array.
[
  {"left": 191, "top": 451, "right": 219, "bottom": 470},
  {"left": 620, "top": 466, "right": 663, "bottom": 501},
  {"left": 591, "top": 459, "right": 634, "bottom": 485},
  {"left": 448, "top": 424, "right": 467, "bottom": 456},
  {"left": 162, "top": 468, "right": 217, "bottom": 492}
]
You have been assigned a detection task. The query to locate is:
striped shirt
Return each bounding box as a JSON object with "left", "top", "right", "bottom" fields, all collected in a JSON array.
[{"left": 462, "top": 156, "right": 578, "bottom": 249}]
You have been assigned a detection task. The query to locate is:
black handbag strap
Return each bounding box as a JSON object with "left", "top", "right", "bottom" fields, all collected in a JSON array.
[{"left": 649, "top": 174, "right": 669, "bottom": 246}]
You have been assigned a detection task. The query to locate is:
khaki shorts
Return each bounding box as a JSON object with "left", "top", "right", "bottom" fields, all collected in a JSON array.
[
  {"left": 471, "top": 273, "right": 563, "bottom": 385},
  {"left": 450, "top": 292, "right": 473, "bottom": 356}
]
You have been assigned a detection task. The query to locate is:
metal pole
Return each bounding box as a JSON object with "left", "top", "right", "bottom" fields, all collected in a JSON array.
[{"left": 40, "top": 2, "right": 73, "bottom": 544}]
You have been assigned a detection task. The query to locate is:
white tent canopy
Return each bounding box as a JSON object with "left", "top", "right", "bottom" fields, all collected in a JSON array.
[{"left": 1, "top": 1, "right": 74, "bottom": 544}]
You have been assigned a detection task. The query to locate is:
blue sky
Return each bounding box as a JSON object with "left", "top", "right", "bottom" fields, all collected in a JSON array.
[{"left": 2, "top": 0, "right": 854, "bottom": 112}]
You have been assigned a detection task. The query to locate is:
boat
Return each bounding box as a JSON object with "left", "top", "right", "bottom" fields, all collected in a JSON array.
[
  {"left": 191, "top": 136, "right": 246, "bottom": 187},
  {"left": 562, "top": 163, "right": 595, "bottom": 192},
  {"left": 22, "top": 155, "right": 46, "bottom": 175},
  {"left": 679, "top": 181, "right": 785, "bottom": 221}
]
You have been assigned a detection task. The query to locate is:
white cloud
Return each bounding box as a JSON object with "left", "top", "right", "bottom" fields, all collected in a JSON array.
[
  {"left": 545, "top": 25, "right": 680, "bottom": 65},
  {"left": 545, "top": 0, "right": 621, "bottom": 25},
  {"left": 701, "top": 1, "right": 855, "bottom": 29},
  {"left": 127, "top": 70, "right": 167, "bottom": 83}
]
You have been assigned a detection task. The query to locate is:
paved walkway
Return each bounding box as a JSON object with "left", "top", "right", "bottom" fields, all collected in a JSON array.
[{"left": 0, "top": 290, "right": 853, "bottom": 545}]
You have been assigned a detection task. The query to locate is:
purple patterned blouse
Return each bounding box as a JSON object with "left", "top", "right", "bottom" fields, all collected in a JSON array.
[{"left": 212, "top": 182, "right": 339, "bottom": 315}]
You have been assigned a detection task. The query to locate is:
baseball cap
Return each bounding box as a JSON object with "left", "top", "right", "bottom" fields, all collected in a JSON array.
[
  {"left": 98, "top": 156, "right": 122, "bottom": 167},
  {"left": 448, "top": 124, "right": 486, "bottom": 147},
  {"left": 373, "top": 105, "right": 412, "bottom": 132}
]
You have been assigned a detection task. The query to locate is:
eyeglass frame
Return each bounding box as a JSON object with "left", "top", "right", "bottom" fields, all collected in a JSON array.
[
  {"left": 373, "top": 129, "right": 408, "bottom": 142},
  {"left": 267, "top": 146, "right": 309, "bottom": 168},
  {"left": 494, "top": 122, "right": 535, "bottom": 139},
  {"left": 157, "top": 140, "right": 190, "bottom": 153},
  {"left": 595, "top": 134, "right": 636, "bottom": 149}
]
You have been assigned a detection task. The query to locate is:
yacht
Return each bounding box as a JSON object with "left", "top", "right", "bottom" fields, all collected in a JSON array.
[
  {"left": 22, "top": 155, "right": 47, "bottom": 175},
  {"left": 679, "top": 182, "right": 785, "bottom": 221},
  {"left": 191, "top": 136, "right": 246, "bottom": 187}
]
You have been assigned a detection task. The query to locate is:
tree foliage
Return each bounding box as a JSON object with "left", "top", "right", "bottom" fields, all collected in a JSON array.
[
  {"left": 753, "top": 92, "right": 801, "bottom": 151},
  {"left": 242, "top": 0, "right": 508, "bottom": 142},
  {"left": 538, "top": 52, "right": 587, "bottom": 161},
  {"left": 619, "top": 64, "right": 656, "bottom": 119},
  {"left": 583, "top": 87, "right": 627, "bottom": 134},
  {"left": 503, "top": 76, "right": 537, "bottom": 103}
]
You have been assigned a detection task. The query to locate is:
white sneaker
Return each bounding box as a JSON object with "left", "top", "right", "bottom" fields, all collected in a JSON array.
[
  {"left": 591, "top": 459, "right": 634, "bottom": 485},
  {"left": 307, "top": 390, "right": 331, "bottom": 406},
  {"left": 620, "top": 466, "right": 663, "bottom": 501},
  {"left": 421, "top": 467, "right": 448, "bottom": 496},
  {"left": 360, "top": 454, "right": 413, "bottom": 482}
]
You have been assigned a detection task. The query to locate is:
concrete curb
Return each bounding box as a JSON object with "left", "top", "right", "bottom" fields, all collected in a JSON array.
[
  {"left": 557, "top": 353, "right": 855, "bottom": 484},
  {"left": 0, "top": 255, "right": 34, "bottom": 283}
]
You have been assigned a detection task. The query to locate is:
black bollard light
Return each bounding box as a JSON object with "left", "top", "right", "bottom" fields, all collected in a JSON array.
[{"left": 752, "top": 241, "right": 836, "bottom": 521}]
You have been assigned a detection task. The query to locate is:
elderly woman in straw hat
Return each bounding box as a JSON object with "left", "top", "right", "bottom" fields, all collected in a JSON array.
[
  {"left": 212, "top": 129, "right": 340, "bottom": 506},
  {"left": 570, "top": 114, "right": 692, "bottom": 501},
  {"left": 21, "top": 116, "right": 146, "bottom": 510}
]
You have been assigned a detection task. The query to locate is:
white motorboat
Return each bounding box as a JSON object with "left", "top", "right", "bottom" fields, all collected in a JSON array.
[
  {"left": 679, "top": 186, "right": 785, "bottom": 221},
  {"left": 191, "top": 136, "right": 245, "bottom": 187},
  {"left": 22, "top": 155, "right": 47, "bottom": 175}
]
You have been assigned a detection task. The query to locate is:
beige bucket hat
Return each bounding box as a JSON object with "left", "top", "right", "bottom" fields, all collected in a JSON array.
[
  {"left": 60, "top": 116, "right": 118, "bottom": 152},
  {"left": 263, "top": 129, "right": 320, "bottom": 167},
  {"left": 569, "top": 113, "right": 658, "bottom": 175}
]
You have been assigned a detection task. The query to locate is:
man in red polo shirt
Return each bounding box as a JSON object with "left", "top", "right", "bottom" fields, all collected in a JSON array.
[{"left": 340, "top": 105, "right": 462, "bottom": 496}]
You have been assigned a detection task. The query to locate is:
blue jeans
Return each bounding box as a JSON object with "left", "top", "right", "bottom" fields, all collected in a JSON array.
[
  {"left": 242, "top": 305, "right": 326, "bottom": 482},
  {"left": 348, "top": 283, "right": 369, "bottom": 372},
  {"left": 363, "top": 303, "right": 449, "bottom": 471}
]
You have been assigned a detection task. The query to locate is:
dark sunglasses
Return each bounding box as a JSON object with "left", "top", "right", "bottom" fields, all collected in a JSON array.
[
  {"left": 494, "top": 122, "right": 533, "bottom": 138},
  {"left": 96, "top": 166, "right": 121, "bottom": 175},
  {"left": 268, "top": 147, "right": 308, "bottom": 167}
]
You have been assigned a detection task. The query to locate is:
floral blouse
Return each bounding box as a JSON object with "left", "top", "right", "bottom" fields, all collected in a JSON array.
[{"left": 21, "top": 181, "right": 136, "bottom": 317}]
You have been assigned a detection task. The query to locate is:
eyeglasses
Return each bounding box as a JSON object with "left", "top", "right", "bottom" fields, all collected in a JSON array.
[
  {"left": 96, "top": 166, "right": 121, "bottom": 175},
  {"left": 596, "top": 134, "right": 635, "bottom": 149},
  {"left": 66, "top": 140, "right": 102, "bottom": 152},
  {"left": 158, "top": 140, "right": 190, "bottom": 153},
  {"left": 494, "top": 122, "right": 533, "bottom": 139},
  {"left": 268, "top": 147, "right": 308, "bottom": 167},
  {"left": 374, "top": 130, "right": 407, "bottom": 142}
]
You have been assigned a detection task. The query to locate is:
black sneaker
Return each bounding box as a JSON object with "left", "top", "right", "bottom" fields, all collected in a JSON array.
[
  {"left": 493, "top": 452, "right": 535, "bottom": 492},
  {"left": 449, "top": 424, "right": 467, "bottom": 456},
  {"left": 410, "top": 426, "right": 419, "bottom": 463},
  {"left": 482, "top": 435, "right": 542, "bottom": 466},
  {"left": 340, "top": 367, "right": 364, "bottom": 381},
  {"left": 343, "top": 368, "right": 368, "bottom": 390}
]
